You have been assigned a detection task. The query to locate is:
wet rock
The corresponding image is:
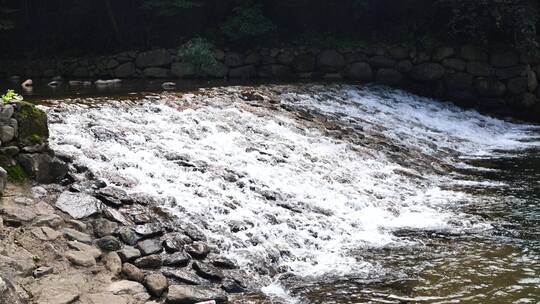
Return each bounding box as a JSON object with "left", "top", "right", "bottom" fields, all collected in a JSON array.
[
  {"left": 134, "top": 254, "right": 163, "bottom": 269},
  {"left": 162, "top": 82, "right": 176, "bottom": 90},
  {"left": 137, "top": 239, "right": 163, "bottom": 256},
  {"left": 103, "top": 252, "right": 122, "bottom": 276},
  {"left": 65, "top": 250, "right": 96, "bottom": 267},
  {"left": 63, "top": 228, "right": 92, "bottom": 244},
  {"left": 162, "top": 269, "right": 203, "bottom": 285},
  {"left": 211, "top": 256, "right": 237, "bottom": 269},
  {"left": 108, "top": 280, "right": 150, "bottom": 302},
  {"left": 118, "top": 246, "right": 142, "bottom": 262},
  {"left": 94, "top": 187, "right": 129, "bottom": 207},
  {"left": 346, "top": 62, "right": 372, "bottom": 81},
  {"left": 411, "top": 63, "right": 445, "bottom": 81},
  {"left": 118, "top": 227, "right": 141, "bottom": 245},
  {"left": 103, "top": 207, "right": 129, "bottom": 225},
  {"left": 0, "top": 126, "right": 14, "bottom": 143},
  {"left": 135, "top": 223, "right": 163, "bottom": 238},
  {"left": 33, "top": 266, "right": 54, "bottom": 278},
  {"left": 166, "top": 285, "right": 227, "bottom": 304},
  {"left": 55, "top": 191, "right": 103, "bottom": 219},
  {"left": 221, "top": 278, "right": 245, "bottom": 293},
  {"left": 122, "top": 263, "right": 145, "bottom": 282},
  {"left": 32, "top": 226, "right": 61, "bottom": 241},
  {"left": 17, "top": 153, "right": 68, "bottom": 184},
  {"left": 163, "top": 233, "right": 192, "bottom": 253},
  {"left": 145, "top": 273, "right": 168, "bottom": 297},
  {"left": 136, "top": 49, "right": 172, "bottom": 68},
  {"left": 180, "top": 224, "right": 206, "bottom": 241},
  {"left": 185, "top": 242, "right": 210, "bottom": 259},
  {"left": 317, "top": 50, "right": 346, "bottom": 72},
  {"left": 163, "top": 251, "right": 191, "bottom": 267},
  {"left": 93, "top": 217, "right": 119, "bottom": 237},
  {"left": 96, "top": 236, "right": 122, "bottom": 251},
  {"left": 67, "top": 241, "right": 102, "bottom": 258},
  {"left": 192, "top": 261, "right": 223, "bottom": 281}
]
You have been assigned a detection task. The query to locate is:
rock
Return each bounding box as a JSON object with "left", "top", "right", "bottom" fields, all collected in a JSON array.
[
  {"left": 192, "top": 261, "right": 223, "bottom": 281},
  {"left": 118, "top": 246, "right": 141, "bottom": 262},
  {"left": 33, "top": 266, "right": 54, "bottom": 278},
  {"left": 136, "top": 49, "right": 172, "bottom": 68},
  {"left": 507, "top": 77, "right": 529, "bottom": 95},
  {"left": 34, "top": 214, "right": 64, "bottom": 228},
  {"left": 461, "top": 45, "right": 488, "bottom": 61},
  {"left": 257, "top": 65, "right": 294, "bottom": 78},
  {"left": 433, "top": 47, "right": 454, "bottom": 61},
  {"left": 32, "top": 226, "right": 61, "bottom": 241},
  {"left": 162, "top": 269, "right": 203, "bottom": 285},
  {"left": 114, "top": 62, "right": 136, "bottom": 78},
  {"left": 134, "top": 223, "right": 163, "bottom": 238},
  {"left": 163, "top": 251, "right": 191, "bottom": 267},
  {"left": 202, "top": 62, "right": 228, "bottom": 78},
  {"left": 103, "top": 207, "right": 128, "bottom": 225},
  {"left": 411, "top": 63, "right": 445, "bottom": 81},
  {"left": 163, "top": 233, "right": 192, "bottom": 253},
  {"left": 65, "top": 250, "right": 96, "bottom": 267},
  {"left": 0, "top": 276, "right": 24, "bottom": 304},
  {"left": 474, "top": 79, "right": 506, "bottom": 97},
  {"left": 162, "top": 82, "right": 176, "bottom": 90},
  {"left": 85, "top": 293, "right": 127, "bottom": 304},
  {"left": 145, "top": 273, "right": 168, "bottom": 297},
  {"left": 0, "top": 105, "right": 14, "bottom": 121},
  {"left": 317, "top": 50, "right": 346, "bottom": 72},
  {"left": 21, "top": 79, "right": 33, "bottom": 88},
  {"left": 96, "top": 236, "right": 122, "bottom": 251},
  {"left": 171, "top": 62, "right": 195, "bottom": 78},
  {"left": 103, "top": 252, "right": 122, "bottom": 276},
  {"left": 137, "top": 239, "right": 163, "bottom": 256},
  {"left": 346, "top": 62, "right": 372, "bottom": 81},
  {"left": 369, "top": 56, "right": 396, "bottom": 69},
  {"left": 119, "top": 227, "right": 141, "bottom": 245},
  {"left": 445, "top": 73, "right": 474, "bottom": 90},
  {"left": 108, "top": 280, "right": 150, "bottom": 301},
  {"left": 0, "top": 167, "right": 6, "bottom": 196},
  {"left": 0, "top": 126, "right": 14, "bottom": 143},
  {"left": 1, "top": 205, "right": 36, "bottom": 224},
  {"left": 224, "top": 52, "right": 244, "bottom": 67},
  {"left": 95, "top": 79, "right": 122, "bottom": 86},
  {"left": 143, "top": 67, "right": 169, "bottom": 78},
  {"left": 17, "top": 154, "right": 65, "bottom": 183},
  {"left": 93, "top": 218, "right": 119, "bottom": 238},
  {"left": 13, "top": 101, "right": 48, "bottom": 143},
  {"left": 375, "top": 68, "right": 403, "bottom": 85},
  {"left": 467, "top": 61, "right": 492, "bottom": 77},
  {"left": 221, "top": 278, "right": 245, "bottom": 293},
  {"left": 211, "top": 256, "right": 237, "bottom": 269},
  {"left": 496, "top": 65, "right": 528, "bottom": 80},
  {"left": 63, "top": 228, "right": 92, "bottom": 244},
  {"left": 442, "top": 58, "right": 466, "bottom": 71},
  {"left": 293, "top": 54, "right": 315, "bottom": 72},
  {"left": 229, "top": 65, "right": 257, "bottom": 79},
  {"left": 185, "top": 242, "right": 210, "bottom": 259},
  {"left": 528, "top": 70, "right": 538, "bottom": 92},
  {"left": 212, "top": 49, "right": 225, "bottom": 61},
  {"left": 134, "top": 254, "right": 162, "bottom": 269},
  {"left": 166, "top": 285, "right": 227, "bottom": 304},
  {"left": 67, "top": 241, "right": 102, "bottom": 258},
  {"left": 55, "top": 191, "right": 103, "bottom": 219},
  {"left": 276, "top": 51, "right": 294, "bottom": 65},
  {"left": 491, "top": 49, "right": 520, "bottom": 67},
  {"left": 396, "top": 60, "right": 413, "bottom": 73},
  {"left": 122, "top": 262, "right": 145, "bottom": 282},
  {"left": 388, "top": 47, "right": 409, "bottom": 60}
]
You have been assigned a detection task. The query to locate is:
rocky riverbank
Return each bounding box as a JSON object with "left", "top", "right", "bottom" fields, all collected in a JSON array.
[{"left": 3, "top": 45, "right": 540, "bottom": 121}]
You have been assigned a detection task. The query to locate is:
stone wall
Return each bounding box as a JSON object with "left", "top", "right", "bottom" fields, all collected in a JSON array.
[
  {"left": 0, "top": 100, "right": 67, "bottom": 193},
  {"left": 2, "top": 45, "right": 540, "bottom": 120}
]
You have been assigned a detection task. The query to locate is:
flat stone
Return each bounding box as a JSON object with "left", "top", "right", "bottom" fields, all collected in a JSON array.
[
  {"left": 166, "top": 285, "right": 227, "bottom": 304},
  {"left": 1, "top": 205, "right": 36, "bottom": 224},
  {"left": 137, "top": 239, "right": 163, "bottom": 256},
  {"left": 108, "top": 280, "right": 150, "bottom": 301},
  {"left": 55, "top": 191, "right": 103, "bottom": 219},
  {"left": 34, "top": 201, "right": 56, "bottom": 216},
  {"left": 117, "top": 246, "right": 141, "bottom": 262},
  {"left": 162, "top": 269, "right": 203, "bottom": 285},
  {"left": 192, "top": 261, "right": 224, "bottom": 281},
  {"left": 145, "top": 273, "right": 168, "bottom": 297},
  {"left": 63, "top": 228, "right": 92, "bottom": 244},
  {"left": 32, "top": 226, "right": 61, "bottom": 241},
  {"left": 96, "top": 236, "right": 121, "bottom": 251},
  {"left": 65, "top": 250, "right": 96, "bottom": 267},
  {"left": 118, "top": 227, "right": 141, "bottom": 245},
  {"left": 67, "top": 241, "right": 102, "bottom": 259},
  {"left": 211, "top": 256, "right": 237, "bottom": 269},
  {"left": 163, "top": 251, "right": 191, "bottom": 267},
  {"left": 221, "top": 278, "right": 245, "bottom": 293},
  {"left": 122, "top": 263, "right": 145, "bottom": 282},
  {"left": 93, "top": 218, "right": 119, "bottom": 238},
  {"left": 163, "top": 233, "right": 192, "bottom": 253},
  {"left": 86, "top": 293, "right": 128, "bottom": 304},
  {"left": 185, "top": 242, "right": 210, "bottom": 259},
  {"left": 134, "top": 254, "right": 162, "bottom": 269},
  {"left": 134, "top": 223, "right": 163, "bottom": 238}
]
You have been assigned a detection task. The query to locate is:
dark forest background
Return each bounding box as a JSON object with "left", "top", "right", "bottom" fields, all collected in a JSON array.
[{"left": 0, "top": 0, "right": 539, "bottom": 59}]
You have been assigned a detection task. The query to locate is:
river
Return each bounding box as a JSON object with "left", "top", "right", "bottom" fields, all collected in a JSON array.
[{"left": 29, "top": 82, "right": 540, "bottom": 303}]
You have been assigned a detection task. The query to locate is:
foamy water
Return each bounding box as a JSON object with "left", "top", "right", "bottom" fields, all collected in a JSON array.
[{"left": 47, "top": 84, "right": 539, "bottom": 300}]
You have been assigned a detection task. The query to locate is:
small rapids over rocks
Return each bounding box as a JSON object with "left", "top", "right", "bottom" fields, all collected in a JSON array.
[{"left": 46, "top": 84, "right": 540, "bottom": 303}]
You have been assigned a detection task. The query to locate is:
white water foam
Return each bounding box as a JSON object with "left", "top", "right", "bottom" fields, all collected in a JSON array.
[{"left": 47, "top": 84, "right": 539, "bottom": 299}]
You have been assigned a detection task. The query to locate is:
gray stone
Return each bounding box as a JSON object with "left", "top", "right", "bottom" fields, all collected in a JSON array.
[
  {"left": 32, "top": 226, "right": 61, "bottom": 241},
  {"left": 85, "top": 293, "right": 127, "bottom": 304},
  {"left": 114, "top": 62, "right": 136, "bottom": 78},
  {"left": 32, "top": 266, "right": 54, "bottom": 278},
  {"left": 0, "top": 126, "right": 15, "bottom": 143},
  {"left": 17, "top": 154, "right": 68, "bottom": 184},
  {"left": 0, "top": 105, "right": 14, "bottom": 122},
  {"left": 119, "top": 227, "right": 141, "bottom": 245},
  {"left": 164, "top": 251, "right": 191, "bottom": 267},
  {"left": 108, "top": 280, "right": 150, "bottom": 301},
  {"left": 145, "top": 273, "right": 168, "bottom": 297},
  {"left": 134, "top": 254, "right": 162, "bottom": 269},
  {"left": 63, "top": 228, "right": 92, "bottom": 244},
  {"left": 166, "top": 285, "right": 227, "bottom": 304},
  {"left": 507, "top": 77, "right": 529, "bottom": 94},
  {"left": 55, "top": 191, "right": 103, "bottom": 219},
  {"left": 171, "top": 62, "right": 195, "bottom": 78},
  {"left": 103, "top": 252, "right": 122, "bottom": 276},
  {"left": 162, "top": 269, "right": 203, "bottom": 285},
  {"left": 134, "top": 223, "right": 163, "bottom": 237},
  {"left": 496, "top": 65, "right": 528, "bottom": 80},
  {"left": 137, "top": 239, "right": 163, "bottom": 256},
  {"left": 317, "top": 50, "right": 346, "bottom": 72},
  {"left": 467, "top": 61, "right": 492, "bottom": 77},
  {"left": 293, "top": 54, "right": 315, "bottom": 72},
  {"left": 185, "top": 242, "right": 210, "bottom": 259},
  {"left": 0, "top": 167, "right": 6, "bottom": 196},
  {"left": 0, "top": 146, "right": 19, "bottom": 156},
  {"left": 461, "top": 45, "right": 488, "bottom": 61},
  {"left": 257, "top": 65, "right": 294, "bottom": 78},
  {"left": 369, "top": 56, "right": 396, "bottom": 69},
  {"left": 34, "top": 214, "right": 63, "bottom": 228},
  {"left": 491, "top": 49, "right": 520, "bottom": 67},
  {"left": 411, "top": 63, "right": 445, "bottom": 81},
  {"left": 136, "top": 49, "right": 172, "bottom": 68},
  {"left": 202, "top": 62, "right": 228, "bottom": 78},
  {"left": 528, "top": 70, "right": 538, "bottom": 92},
  {"left": 221, "top": 278, "right": 245, "bottom": 293},
  {"left": 1, "top": 205, "right": 36, "bottom": 224},
  {"left": 229, "top": 65, "right": 257, "bottom": 79},
  {"left": 375, "top": 68, "right": 403, "bottom": 85},
  {"left": 122, "top": 263, "right": 145, "bottom": 282},
  {"left": 346, "top": 62, "right": 372, "bottom": 81},
  {"left": 442, "top": 58, "right": 466, "bottom": 71},
  {"left": 224, "top": 52, "right": 244, "bottom": 67},
  {"left": 396, "top": 60, "right": 413, "bottom": 73},
  {"left": 474, "top": 79, "right": 506, "bottom": 97},
  {"left": 163, "top": 233, "right": 192, "bottom": 252},
  {"left": 67, "top": 241, "right": 102, "bottom": 258},
  {"left": 93, "top": 218, "right": 119, "bottom": 238},
  {"left": 433, "top": 47, "right": 454, "bottom": 61},
  {"left": 65, "top": 250, "right": 96, "bottom": 267},
  {"left": 96, "top": 235, "right": 122, "bottom": 251},
  {"left": 118, "top": 246, "right": 141, "bottom": 262},
  {"left": 445, "top": 73, "right": 473, "bottom": 90},
  {"left": 0, "top": 277, "right": 24, "bottom": 304},
  {"left": 143, "top": 67, "right": 169, "bottom": 78},
  {"left": 192, "top": 261, "right": 223, "bottom": 281}
]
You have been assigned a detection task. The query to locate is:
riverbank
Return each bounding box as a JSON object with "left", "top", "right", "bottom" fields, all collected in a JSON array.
[{"left": 3, "top": 45, "right": 540, "bottom": 122}]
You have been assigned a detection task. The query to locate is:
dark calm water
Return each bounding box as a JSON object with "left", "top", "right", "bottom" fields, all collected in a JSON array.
[{"left": 35, "top": 82, "right": 540, "bottom": 303}]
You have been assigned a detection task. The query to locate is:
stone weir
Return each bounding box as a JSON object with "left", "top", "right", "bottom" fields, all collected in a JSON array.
[{"left": 3, "top": 44, "right": 540, "bottom": 121}]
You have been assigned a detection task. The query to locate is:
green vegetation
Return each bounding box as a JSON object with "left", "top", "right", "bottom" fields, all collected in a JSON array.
[
  {"left": 1, "top": 89, "right": 22, "bottom": 103},
  {"left": 221, "top": 4, "right": 275, "bottom": 42},
  {"left": 5, "top": 164, "right": 27, "bottom": 182},
  {"left": 178, "top": 37, "right": 216, "bottom": 76}
]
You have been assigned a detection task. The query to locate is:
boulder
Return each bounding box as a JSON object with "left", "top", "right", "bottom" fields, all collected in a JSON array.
[
  {"left": 467, "top": 61, "right": 492, "bottom": 77},
  {"left": 411, "top": 63, "right": 445, "bottom": 81},
  {"left": 396, "top": 60, "right": 413, "bottom": 73},
  {"left": 143, "top": 67, "right": 169, "bottom": 78},
  {"left": 461, "top": 45, "right": 488, "bottom": 61},
  {"left": 257, "top": 65, "right": 294, "bottom": 78},
  {"left": 507, "top": 77, "right": 529, "bottom": 95},
  {"left": 114, "top": 62, "right": 136, "bottom": 78},
  {"left": 171, "top": 62, "right": 195, "bottom": 78},
  {"left": 224, "top": 52, "right": 244, "bottom": 67},
  {"left": 490, "top": 49, "right": 520, "bottom": 67},
  {"left": 17, "top": 153, "right": 68, "bottom": 183},
  {"left": 474, "top": 79, "right": 506, "bottom": 97},
  {"left": 293, "top": 54, "right": 316, "bottom": 72},
  {"left": 496, "top": 65, "right": 528, "bottom": 80},
  {"left": 145, "top": 273, "right": 168, "bottom": 297},
  {"left": 55, "top": 192, "right": 103, "bottom": 219},
  {"left": 369, "top": 56, "right": 396, "bottom": 69},
  {"left": 13, "top": 102, "right": 48, "bottom": 146},
  {"left": 317, "top": 50, "right": 346, "bottom": 72},
  {"left": 445, "top": 73, "right": 473, "bottom": 90},
  {"left": 346, "top": 62, "right": 372, "bottom": 81},
  {"left": 375, "top": 68, "right": 403, "bottom": 85},
  {"left": 166, "top": 285, "right": 227, "bottom": 304},
  {"left": 442, "top": 58, "right": 466, "bottom": 71},
  {"left": 388, "top": 47, "right": 409, "bottom": 60},
  {"left": 432, "top": 47, "right": 454, "bottom": 61},
  {"left": 228, "top": 65, "right": 257, "bottom": 79},
  {"left": 134, "top": 254, "right": 162, "bottom": 269},
  {"left": 121, "top": 263, "right": 145, "bottom": 282},
  {"left": 136, "top": 49, "right": 172, "bottom": 68}
]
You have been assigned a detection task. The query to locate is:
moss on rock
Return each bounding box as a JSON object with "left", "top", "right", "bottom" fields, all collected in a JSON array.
[{"left": 13, "top": 102, "right": 49, "bottom": 146}]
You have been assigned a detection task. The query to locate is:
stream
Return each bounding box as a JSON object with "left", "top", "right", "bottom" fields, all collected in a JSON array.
[{"left": 35, "top": 83, "right": 540, "bottom": 303}]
